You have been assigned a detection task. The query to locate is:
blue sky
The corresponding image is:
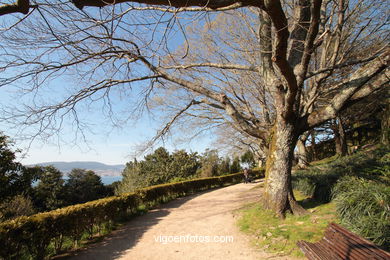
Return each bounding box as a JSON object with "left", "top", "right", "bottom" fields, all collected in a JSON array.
[
  {"left": 0, "top": 98, "right": 215, "bottom": 165},
  {"left": 13, "top": 127, "right": 214, "bottom": 165},
  {"left": 0, "top": 6, "right": 220, "bottom": 165},
  {"left": 0, "top": 86, "right": 214, "bottom": 165},
  {"left": 0, "top": 70, "right": 214, "bottom": 165}
]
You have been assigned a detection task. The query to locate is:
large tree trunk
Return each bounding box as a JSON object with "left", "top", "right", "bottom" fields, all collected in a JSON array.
[
  {"left": 334, "top": 117, "right": 348, "bottom": 156},
  {"left": 262, "top": 120, "right": 306, "bottom": 218}
]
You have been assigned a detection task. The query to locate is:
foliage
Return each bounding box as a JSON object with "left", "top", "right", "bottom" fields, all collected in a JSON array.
[
  {"left": 0, "top": 195, "right": 35, "bottom": 222},
  {"left": 240, "top": 150, "right": 256, "bottom": 168},
  {"left": 237, "top": 190, "right": 338, "bottom": 257},
  {"left": 292, "top": 146, "right": 390, "bottom": 202},
  {"left": 117, "top": 148, "right": 246, "bottom": 194},
  {"left": 0, "top": 135, "right": 115, "bottom": 220},
  {"left": 117, "top": 148, "right": 200, "bottom": 193},
  {"left": 64, "top": 168, "right": 109, "bottom": 205},
  {"left": 230, "top": 156, "right": 242, "bottom": 174},
  {"left": 0, "top": 133, "right": 40, "bottom": 201},
  {"left": 198, "top": 149, "right": 241, "bottom": 177},
  {"left": 0, "top": 170, "right": 263, "bottom": 259},
  {"left": 33, "top": 166, "right": 66, "bottom": 212},
  {"left": 332, "top": 177, "right": 390, "bottom": 249},
  {"left": 292, "top": 146, "right": 390, "bottom": 249},
  {"left": 199, "top": 149, "right": 220, "bottom": 177},
  {"left": 218, "top": 156, "right": 231, "bottom": 176}
]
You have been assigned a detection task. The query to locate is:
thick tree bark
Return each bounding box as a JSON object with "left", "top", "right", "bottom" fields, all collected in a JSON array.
[{"left": 263, "top": 119, "right": 306, "bottom": 218}]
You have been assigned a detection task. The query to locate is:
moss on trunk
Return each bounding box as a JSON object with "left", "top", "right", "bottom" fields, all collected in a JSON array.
[{"left": 262, "top": 121, "right": 306, "bottom": 218}]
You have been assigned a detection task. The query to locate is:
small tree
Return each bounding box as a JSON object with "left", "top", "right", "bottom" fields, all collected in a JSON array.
[
  {"left": 33, "top": 166, "right": 65, "bottom": 211},
  {"left": 0, "top": 133, "right": 39, "bottom": 201},
  {"left": 117, "top": 148, "right": 200, "bottom": 193},
  {"left": 64, "top": 169, "right": 106, "bottom": 204},
  {"left": 230, "top": 156, "right": 241, "bottom": 173},
  {"left": 218, "top": 156, "right": 231, "bottom": 175}
]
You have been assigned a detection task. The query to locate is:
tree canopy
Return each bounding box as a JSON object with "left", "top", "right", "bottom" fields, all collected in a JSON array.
[
  {"left": 65, "top": 168, "right": 108, "bottom": 204},
  {"left": 0, "top": 133, "right": 39, "bottom": 200},
  {"left": 117, "top": 147, "right": 200, "bottom": 193}
]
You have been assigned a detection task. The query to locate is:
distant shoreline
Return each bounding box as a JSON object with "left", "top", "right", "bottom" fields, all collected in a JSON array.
[
  {"left": 61, "top": 176, "right": 122, "bottom": 185},
  {"left": 100, "top": 176, "right": 122, "bottom": 185}
]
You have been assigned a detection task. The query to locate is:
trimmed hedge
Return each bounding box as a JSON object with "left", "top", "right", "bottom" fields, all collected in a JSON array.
[{"left": 0, "top": 170, "right": 263, "bottom": 259}]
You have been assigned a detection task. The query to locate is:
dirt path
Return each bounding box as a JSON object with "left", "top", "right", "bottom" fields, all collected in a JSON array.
[{"left": 59, "top": 181, "right": 295, "bottom": 260}]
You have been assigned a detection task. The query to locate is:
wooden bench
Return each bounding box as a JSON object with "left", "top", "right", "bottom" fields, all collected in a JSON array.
[{"left": 297, "top": 223, "right": 390, "bottom": 260}]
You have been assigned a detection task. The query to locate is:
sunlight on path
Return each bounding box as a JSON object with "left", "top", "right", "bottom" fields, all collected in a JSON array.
[{"left": 60, "top": 181, "right": 295, "bottom": 260}]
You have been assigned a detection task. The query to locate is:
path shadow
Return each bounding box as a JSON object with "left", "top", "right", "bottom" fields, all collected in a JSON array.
[{"left": 53, "top": 188, "right": 224, "bottom": 260}]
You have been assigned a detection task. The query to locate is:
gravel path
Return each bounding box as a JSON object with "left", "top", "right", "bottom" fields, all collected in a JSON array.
[{"left": 58, "top": 181, "right": 295, "bottom": 260}]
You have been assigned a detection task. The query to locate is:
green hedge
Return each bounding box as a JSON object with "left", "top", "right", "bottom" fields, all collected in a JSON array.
[{"left": 0, "top": 170, "right": 263, "bottom": 259}]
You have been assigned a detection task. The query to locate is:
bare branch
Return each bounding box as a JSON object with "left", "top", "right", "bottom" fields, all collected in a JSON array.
[
  {"left": 124, "top": 2, "right": 243, "bottom": 12},
  {"left": 305, "top": 48, "right": 390, "bottom": 129},
  {"left": 71, "top": 0, "right": 263, "bottom": 10},
  {"left": 163, "top": 63, "right": 258, "bottom": 71}
]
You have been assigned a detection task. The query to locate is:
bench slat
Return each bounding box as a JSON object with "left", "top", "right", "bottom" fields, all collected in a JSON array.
[
  {"left": 330, "top": 223, "right": 390, "bottom": 258},
  {"left": 297, "top": 223, "right": 390, "bottom": 260},
  {"left": 297, "top": 240, "right": 340, "bottom": 260},
  {"left": 327, "top": 223, "right": 390, "bottom": 259},
  {"left": 323, "top": 229, "right": 375, "bottom": 259}
]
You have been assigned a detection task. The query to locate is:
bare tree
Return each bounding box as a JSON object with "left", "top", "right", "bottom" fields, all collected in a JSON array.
[
  {"left": 143, "top": 2, "right": 389, "bottom": 216},
  {"left": 0, "top": 0, "right": 389, "bottom": 217}
]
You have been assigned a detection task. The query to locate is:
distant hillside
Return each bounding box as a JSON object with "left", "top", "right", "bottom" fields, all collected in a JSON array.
[{"left": 29, "top": 161, "right": 125, "bottom": 177}]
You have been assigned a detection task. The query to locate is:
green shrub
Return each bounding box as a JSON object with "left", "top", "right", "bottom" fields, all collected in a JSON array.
[
  {"left": 292, "top": 146, "right": 390, "bottom": 202},
  {"left": 0, "top": 170, "right": 263, "bottom": 259},
  {"left": 332, "top": 177, "right": 390, "bottom": 249},
  {"left": 292, "top": 146, "right": 390, "bottom": 249},
  {"left": 0, "top": 195, "right": 35, "bottom": 222}
]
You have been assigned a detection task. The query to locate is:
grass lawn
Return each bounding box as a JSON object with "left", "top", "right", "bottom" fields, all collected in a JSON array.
[{"left": 237, "top": 190, "right": 338, "bottom": 258}]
